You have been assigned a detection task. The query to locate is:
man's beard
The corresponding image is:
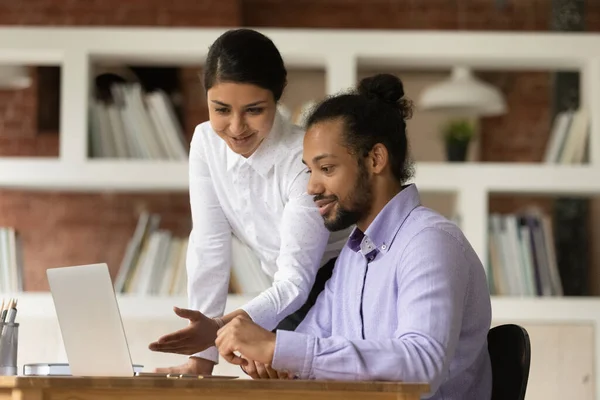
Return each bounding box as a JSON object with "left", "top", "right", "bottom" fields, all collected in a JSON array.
[{"left": 323, "top": 161, "right": 372, "bottom": 232}]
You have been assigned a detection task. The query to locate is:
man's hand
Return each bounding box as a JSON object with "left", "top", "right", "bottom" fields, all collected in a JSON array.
[
  {"left": 215, "top": 316, "right": 276, "bottom": 366},
  {"left": 154, "top": 357, "right": 215, "bottom": 375},
  {"left": 241, "top": 359, "right": 292, "bottom": 380},
  {"left": 149, "top": 307, "right": 219, "bottom": 355}
]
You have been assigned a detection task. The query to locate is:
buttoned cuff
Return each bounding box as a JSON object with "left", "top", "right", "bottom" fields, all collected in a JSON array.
[
  {"left": 240, "top": 297, "right": 277, "bottom": 331},
  {"left": 191, "top": 346, "right": 219, "bottom": 364},
  {"left": 271, "top": 330, "right": 314, "bottom": 379}
]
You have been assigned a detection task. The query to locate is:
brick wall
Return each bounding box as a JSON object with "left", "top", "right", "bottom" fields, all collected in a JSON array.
[
  {"left": 0, "top": 0, "right": 242, "bottom": 26},
  {"left": 0, "top": 190, "right": 192, "bottom": 289},
  {"left": 479, "top": 71, "right": 553, "bottom": 162},
  {"left": 242, "top": 0, "right": 550, "bottom": 30},
  {"left": 0, "top": 0, "right": 240, "bottom": 289},
  {"left": 0, "top": 0, "right": 593, "bottom": 290}
]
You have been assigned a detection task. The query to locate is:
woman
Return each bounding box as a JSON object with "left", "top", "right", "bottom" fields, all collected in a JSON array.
[{"left": 149, "top": 28, "right": 351, "bottom": 375}]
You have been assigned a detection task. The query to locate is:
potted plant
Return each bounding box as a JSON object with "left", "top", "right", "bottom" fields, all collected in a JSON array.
[{"left": 442, "top": 119, "right": 475, "bottom": 162}]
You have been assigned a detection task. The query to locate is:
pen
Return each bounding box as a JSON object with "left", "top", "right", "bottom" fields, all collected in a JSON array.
[
  {"left": 135, "top": 372, "right": 206, "bottom": 379},
  {"left": 169, "top": 374, "right": 206, "bottom": 379},
  {"left": 0, "top": 298, "right": 17, "bottom": 339},
  {"left": 134, "top": 372, "right": 237, "bottom": 379},
  {"left": 6, "top": 299, "right": 17, "bottom": 324}
]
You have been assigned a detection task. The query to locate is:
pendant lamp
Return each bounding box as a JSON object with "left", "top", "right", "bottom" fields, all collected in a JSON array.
[{"left": 419, "top": 66, "right": 506, "bottom": 117}]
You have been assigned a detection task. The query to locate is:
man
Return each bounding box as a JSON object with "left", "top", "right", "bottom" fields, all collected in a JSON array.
[{"left": 214, "top": 73, "right": 492, "bottom": 400}]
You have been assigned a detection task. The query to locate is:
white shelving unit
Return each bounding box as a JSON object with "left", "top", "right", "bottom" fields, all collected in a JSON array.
[
  {"left": 2, "top": 27, "right": 600, "bottom": 399},
  {"left": 1, "top": 27, "right": 600, "bottom": 262}
]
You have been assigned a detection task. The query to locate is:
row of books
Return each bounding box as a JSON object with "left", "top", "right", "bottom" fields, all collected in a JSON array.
[
  {"left": 114, "top": 212, "right": 188, "bottom": 296},
  {"left": 89, "top": 83, "right": 189, "bottom": 160},
  {"left": 0, "top": 227, "right": 23, "bottom": 294},
  {"left": 114, "top": 210, "right": 566, "bottom": 298},
  {"left": 543, "top": 107, "right": 590, "bottom": 164},
  {"left": 0, "top": 213, "right": 578, "bottom": 299},
  {"left": 113, "top": 211, "right": 273, "bottom": 296},
  {"left": 488, "top": 211, "right": 563, "bottom": 297}
]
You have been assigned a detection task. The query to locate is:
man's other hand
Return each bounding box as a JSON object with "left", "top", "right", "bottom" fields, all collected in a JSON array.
[{"left": 215, "top": 316, "right": 276, "bottom": 366}]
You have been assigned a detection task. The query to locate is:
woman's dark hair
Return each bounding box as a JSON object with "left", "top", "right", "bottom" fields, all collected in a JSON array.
[
  {"left": 203, "top": 29, "right": 287, "bottom": 101},
  {"left": 306, "top": 73, "right": 414, "bottom": 184}
]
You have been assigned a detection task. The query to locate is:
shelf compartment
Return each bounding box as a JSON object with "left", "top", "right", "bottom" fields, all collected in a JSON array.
[{"left": 0, "top": 65, "right": 61, "bottom": 159}]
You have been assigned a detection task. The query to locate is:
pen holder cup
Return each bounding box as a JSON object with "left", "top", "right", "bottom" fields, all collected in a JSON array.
[{"left": 0, "top": 322, "right": 18, "bottom": 376}]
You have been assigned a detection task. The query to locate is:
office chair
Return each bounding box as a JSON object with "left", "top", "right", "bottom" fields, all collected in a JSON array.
[{"left": 487, "top": 324, "right": 531, "bottom": 400}]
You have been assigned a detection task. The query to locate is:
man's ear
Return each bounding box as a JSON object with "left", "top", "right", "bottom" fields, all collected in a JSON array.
[{"left": 368, "top": 143, "right": 389, "bottom": 175}]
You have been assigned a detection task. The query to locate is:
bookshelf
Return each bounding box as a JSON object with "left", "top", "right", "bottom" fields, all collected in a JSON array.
[
  {"left": 1, "top": 27, "right": 600, "bottom": 398},
  {"left": 0, "top": 28, "right": 599, "bottom": 260},
  {"left": 0, "top": 159, "right": 187, "bottom": 191}
]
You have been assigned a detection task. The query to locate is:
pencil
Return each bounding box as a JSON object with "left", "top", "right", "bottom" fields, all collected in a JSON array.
[{"left": 7, "top": 298, "right": 17, "bottom": 324}]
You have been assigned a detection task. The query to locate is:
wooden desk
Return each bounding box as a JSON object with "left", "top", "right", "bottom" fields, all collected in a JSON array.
[{"left": 0, "top": 376, "right": 429, "bottom": 400}]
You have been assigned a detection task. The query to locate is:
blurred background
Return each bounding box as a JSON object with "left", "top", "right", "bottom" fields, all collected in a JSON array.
[{"left": 0, "top": 1, "right": 599, "bottom": 399}]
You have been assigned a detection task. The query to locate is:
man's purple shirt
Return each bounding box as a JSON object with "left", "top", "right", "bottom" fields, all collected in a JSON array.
[{"left": 272, "top": 184, "right": 492, "bottom": 400}]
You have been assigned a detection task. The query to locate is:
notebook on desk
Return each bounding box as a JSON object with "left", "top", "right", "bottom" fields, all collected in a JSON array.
[{"left": 46, "top": 263, "right": 236, "bottom": 379}]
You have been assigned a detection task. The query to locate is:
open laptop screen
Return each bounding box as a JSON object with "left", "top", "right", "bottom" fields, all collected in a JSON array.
[{"left": 47, "top": 263, "right": 135, "bottom": 377}]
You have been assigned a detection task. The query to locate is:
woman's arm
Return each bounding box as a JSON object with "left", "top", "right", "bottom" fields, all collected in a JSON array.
[
  {"left": 186, "top": 125, "right": 234, "bottom": 362},
  {"left": 235, "top": 163, "right": 331, "bottom": 330}
]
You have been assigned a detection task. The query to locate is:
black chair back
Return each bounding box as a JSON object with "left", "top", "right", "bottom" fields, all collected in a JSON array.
[{"left": 487, "top": 324, "right": 531, "bottom": 400}]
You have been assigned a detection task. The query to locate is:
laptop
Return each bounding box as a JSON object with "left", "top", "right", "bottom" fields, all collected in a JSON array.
[
  {"left": 46, "top": 263, "right": 238, "bottom": 379},
  {"left": 46, "top": 263, "right": 143, "bottom": 377}
]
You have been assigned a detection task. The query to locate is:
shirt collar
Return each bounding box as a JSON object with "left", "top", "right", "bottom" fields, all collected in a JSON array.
[
  {"left": 347, "top": 184, "right": 421, "bottom": 257},
  {"left": 347, "top": 229, "right": 379, "bottom": 261},
  {"left": 226, "top": 110, "right": 285, "bottom": 177}
]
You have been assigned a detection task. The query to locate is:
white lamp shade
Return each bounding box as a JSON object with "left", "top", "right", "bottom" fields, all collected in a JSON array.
[
  {"left": 419, "top": 66, "right": 507, "bottom": 117},
  {"left": 0, "top": 65, "right": 32, "bottom": 90}
]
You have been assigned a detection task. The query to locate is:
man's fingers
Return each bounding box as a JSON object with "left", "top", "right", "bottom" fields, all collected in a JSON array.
[
  {"left": 216, "top": 327, "right": 247, "bottom": 367},
  {"left": 264, "top": 364, "right": 279, "bottom": 379},
  {"left": 277, "top": 371, "right": 288, "bottom": 379},
  {"left": 225, "top": 352, "right": 246, "bottom": 365},
  {"left": 219, "top": 342, "right": 246, "bottom": 366},
  {"left": 255, "top": 362, "right": 270, "bottom": 379},
  {"left": 242, "top": 361, "right": 259, "bottom": 380},
  {"left": 220, "top": 351, "right": 234, "bottom": 363}
]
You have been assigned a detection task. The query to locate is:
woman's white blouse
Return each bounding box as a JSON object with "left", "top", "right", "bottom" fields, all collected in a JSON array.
[{"left": 186, "top": 112, "right": 350, "bottom": 362}]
